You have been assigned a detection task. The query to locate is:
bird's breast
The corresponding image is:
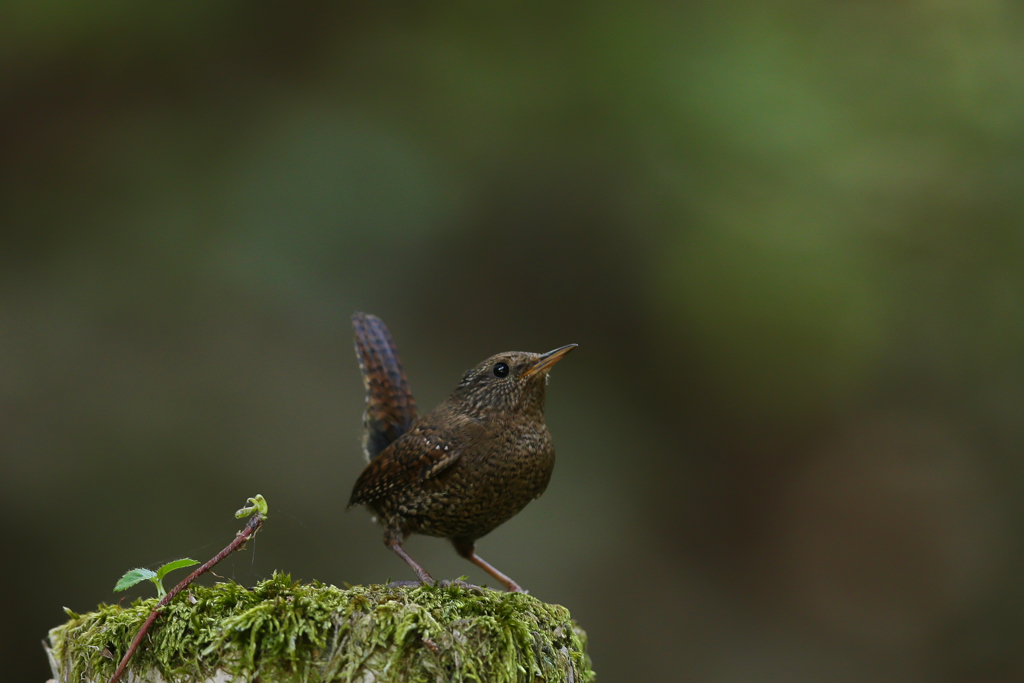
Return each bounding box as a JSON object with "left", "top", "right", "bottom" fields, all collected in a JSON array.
[{"left": 460, "top": 420, "right": 554, "bottom": 497}]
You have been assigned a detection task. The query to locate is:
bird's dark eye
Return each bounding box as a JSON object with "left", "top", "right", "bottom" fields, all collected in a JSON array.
[{"left": 493, "top": 362, "right": 510, "bottom": 378}]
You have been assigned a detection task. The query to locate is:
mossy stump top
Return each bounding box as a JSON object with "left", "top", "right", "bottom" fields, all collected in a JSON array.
[{"left": 46, "top": 573, "right": 594, "bottom": 683}]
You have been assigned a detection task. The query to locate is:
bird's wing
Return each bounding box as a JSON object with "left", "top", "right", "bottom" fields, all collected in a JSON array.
[
  {"left": 352, "top": 312, "right": 418, "bottom": 461},
  {"left": 348, "top": 415, "right": 484, "bottom": 508}
]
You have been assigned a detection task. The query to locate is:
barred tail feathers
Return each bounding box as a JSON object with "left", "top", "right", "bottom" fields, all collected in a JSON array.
[{"left": 352, "top": 312, "right": 418, "bottom": 461}]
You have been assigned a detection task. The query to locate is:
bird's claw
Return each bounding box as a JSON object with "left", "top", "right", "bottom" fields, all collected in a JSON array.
[{"left": 439, "top": 578, "right": 485, "bottom": 594}]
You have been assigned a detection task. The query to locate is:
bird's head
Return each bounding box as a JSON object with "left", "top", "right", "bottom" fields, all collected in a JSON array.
[{"left": 451, "top": 344, "right": 577, "bottom": 418}]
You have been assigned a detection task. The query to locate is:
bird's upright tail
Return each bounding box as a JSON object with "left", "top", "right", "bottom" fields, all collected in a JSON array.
[{"left": 352, "top": 312, "right": 418, "bottom": 461}]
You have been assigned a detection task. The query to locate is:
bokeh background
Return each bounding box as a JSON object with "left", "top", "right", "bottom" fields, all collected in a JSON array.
[{"left": 3, "top": 2, "right": 1024, "bottom": 681}]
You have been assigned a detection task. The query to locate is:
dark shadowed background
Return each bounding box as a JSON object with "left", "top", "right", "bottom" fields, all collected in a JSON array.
[{"left": 4, "top": 2, "right": 1024, "bottom": 681}]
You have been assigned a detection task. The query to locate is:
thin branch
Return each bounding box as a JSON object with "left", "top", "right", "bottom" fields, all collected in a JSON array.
[{"left": 108, "top": 508, "right": 266, "bottom": 683}]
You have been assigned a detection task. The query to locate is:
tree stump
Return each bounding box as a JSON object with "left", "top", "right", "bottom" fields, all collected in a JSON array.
[{"left": 45, "top": 573, "right": 594, "bottom": 683}]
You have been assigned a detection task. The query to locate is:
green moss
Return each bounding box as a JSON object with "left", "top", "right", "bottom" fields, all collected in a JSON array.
[{"left": 48, "top": 573, "right": 594, "bottom": 683}]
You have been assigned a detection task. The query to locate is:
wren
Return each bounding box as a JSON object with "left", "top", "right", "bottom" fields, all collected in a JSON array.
[{"left": 348, "top": 312, "right": 575, "bottom": 593}]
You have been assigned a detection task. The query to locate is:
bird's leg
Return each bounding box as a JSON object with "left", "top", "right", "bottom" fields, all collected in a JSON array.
[
  {"left": 452, "top": 538, "right": 526, "bottom": 593},
  {"left": 384, "top": 528, "right": 434, "bottom": 585}
]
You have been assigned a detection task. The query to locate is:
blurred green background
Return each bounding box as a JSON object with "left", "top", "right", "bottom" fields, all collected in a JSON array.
[{"left": 4, "top": 2, "right": 1024, "bottom": 681}]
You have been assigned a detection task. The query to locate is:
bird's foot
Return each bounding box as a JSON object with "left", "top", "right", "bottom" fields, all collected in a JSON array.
[
  {"left": 438, "top": 578, "right": 485, "bottom": 594},
  {"left": 504, "top": 581, "right": 528, "bottom": 594},
  {"left": 385, "top": 580, "right": 424, "bottom": 589}
]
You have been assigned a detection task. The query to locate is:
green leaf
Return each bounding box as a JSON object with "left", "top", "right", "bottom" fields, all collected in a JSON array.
[
  {"left": 156, "top": 558, "right": 199, "bottom": 582},
  {"left": 114, "top": 568, "right": 157, "bottom": 592},
  {"left": 235, "top": 494, "right": 269, "bottom": 519}
]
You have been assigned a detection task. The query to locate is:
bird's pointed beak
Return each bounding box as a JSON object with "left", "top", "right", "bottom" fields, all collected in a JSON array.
[{"left": 521, "top": 344, "right": 577, "bottom": 378}]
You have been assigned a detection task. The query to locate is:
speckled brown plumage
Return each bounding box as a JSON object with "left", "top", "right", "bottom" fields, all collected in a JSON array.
[{"left": 348, "top": 312, "right": 575, "bottom": 593}]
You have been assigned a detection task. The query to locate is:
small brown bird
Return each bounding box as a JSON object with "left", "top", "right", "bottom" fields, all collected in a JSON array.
[{"left": 349, "top": 312, "right": 575, "bottom": 592}]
